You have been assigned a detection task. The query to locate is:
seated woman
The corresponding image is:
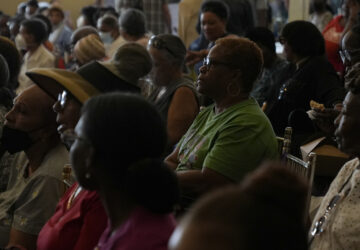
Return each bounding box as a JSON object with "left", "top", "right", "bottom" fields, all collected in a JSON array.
[
  {"left": 68, "top": 93, "right": 179, "bottom": 249},
  {"left": 169, "top": 162, "right": 308, "bottom": 250},
  {"left": 73, "top": 34, "right": 106, "bottom": 68},
  {"left": 309, "top": 71, "right": 360, "bottom": 249},
  {"left": 266, "top": 21, "right": 345, "bottom": 136},
  {"left": 147, "top": 34, "right": 199, "bottom": 152},
  {"left": 26, "top": 42, "right": 154, "bottom": 250},
  {"left": 186, "top": 0, "right": 237, "bottom": 75},
  {"left": 165, "top": 37, "right": 278, "bottom": 209}
]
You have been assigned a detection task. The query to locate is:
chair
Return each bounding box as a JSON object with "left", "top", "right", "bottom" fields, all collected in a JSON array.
[
  {"left": 276, "top": 126, "right": 292, "bottom": 155},
  {"left": 284, "top": 152, "right": 317, "bottom": 225}
]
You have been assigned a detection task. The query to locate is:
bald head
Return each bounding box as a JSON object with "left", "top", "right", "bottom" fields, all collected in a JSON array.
[{"left": 6, "top": 85, "right": 57, "bottom": 131}]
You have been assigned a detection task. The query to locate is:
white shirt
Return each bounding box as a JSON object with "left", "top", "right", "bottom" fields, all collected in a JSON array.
[
  {"left": 106, "top": 36, "right": 126, "bottom": 59},
  {"left": 17, "top": 44, "right": 55, "bottom": 94}
]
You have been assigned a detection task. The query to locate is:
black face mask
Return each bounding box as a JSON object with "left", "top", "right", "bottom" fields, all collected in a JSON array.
[{"left": 0, "top": 126, "right": 33, "bottom": 154}]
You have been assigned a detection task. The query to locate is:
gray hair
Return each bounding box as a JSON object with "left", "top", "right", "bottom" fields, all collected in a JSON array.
[{"left": 119, "top": 8, "right": 146, "bottom": 37}]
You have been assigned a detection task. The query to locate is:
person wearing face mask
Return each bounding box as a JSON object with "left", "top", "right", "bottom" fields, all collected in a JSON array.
[
  {"left": 0, "top": 85, "right": 69, "bottom": 250},
  {"left": 97, "top": 14, "right": 126, "bottom": 58},
  {"left": 17, "top": 18, "right": 55, "bottom": 95},
  {"left": 309, "top": 0, "right": 333, "bottom": 32}
]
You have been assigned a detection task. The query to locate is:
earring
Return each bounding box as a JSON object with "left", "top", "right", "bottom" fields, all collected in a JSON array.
[{"left": 85, "top": 172, "right": 91, "bottom": 179}]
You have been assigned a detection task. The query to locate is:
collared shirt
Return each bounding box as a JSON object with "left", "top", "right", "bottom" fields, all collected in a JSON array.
[
  {"left": 310, "top": 158, "right": 360, "bottom": 249},
  {"left": 143, "top": 0, "right": 168, "bottom": 35},
  {"left": 0, "top": 144, "right": 69, "bottom": 247},
  {"left": 17, "top": 44, "right": 55, "bottom": 94},
  {"left": 106, "top": 36, "right": 126, "bottom": 59}
]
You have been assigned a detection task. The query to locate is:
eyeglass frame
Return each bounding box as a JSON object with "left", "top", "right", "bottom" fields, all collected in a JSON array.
[
  {"left": 148, "top": 35, "right": 177, "bottom": 58},
  {"left": 61, "top": 129, "right": 91, "bottom": 149},
  {"left": 202, "top": 57, "right": 238, "bottom": 71},
  {"left": 339, "top": 48, "right": 360, "bottom": 64},
  {"left": 57, "top": 90, "right": 69, "bottom": 110}
]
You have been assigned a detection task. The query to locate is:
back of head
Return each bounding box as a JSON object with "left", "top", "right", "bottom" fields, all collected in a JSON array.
[
  {"left": 178, "top": 162, "right": 308, "bottom": 250},
  {"left": 111, "top": 42, "right": 152, "bottom": 84},
  {"left": 149, "top": 34, "right": 186, "bottom": 68},
  {"left": 215, "top": 37, "right": 263, "bottom": 93},
  {"left": 81, "top": 93, "right": 178, "bottom": 213},
  {"left": 119, "top": 8, "right": 146, "bottom": 37},
  {"left": 201, "top": 0, "right": 229, "bottom": 21},
  {"left": 246, "top": 27, "right": 276, "bottom": 54},
  {"left": 71, "top": 26, "right": 100, "bottom": 45},
  {"left": 20, "top": 18, "right": 48, "bottom": 44},
  {"left": 98, "top": 14, "right": 118, "bottom": 30},
  {"left": 34, "top": 14, "right": 52, "bottom": 36},
  {"left": 0, "top": 36, "right": 21, "bottom": 87},
  {"left": 27, "top": 0, "right": 39, "bottom": 8},
  {"left": 74, "top": 34, "right": 105, "bottom": 65},
  {"left": 81, "top": 5, "right": 97, "bottom": 27},
  {"left": 281, "top": 20, "right": 325, "bottom": 57}
]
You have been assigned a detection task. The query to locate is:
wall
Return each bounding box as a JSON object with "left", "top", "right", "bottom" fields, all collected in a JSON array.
[{"left": 0, "top": 0, "right": 94, "bottom": 24}]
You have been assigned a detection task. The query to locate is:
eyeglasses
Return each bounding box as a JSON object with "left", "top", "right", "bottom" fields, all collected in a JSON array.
[
  {"left": 57, "top": 90, "right": 68, "bottom": 110},
  {"left": 149, "top": 35, "right": 177, "bottom": 58},
  {"left": 202, "top": 57, "right": 236, "bottom": 71},
  {"left": 339, "top": 48, "right": 360, "bottom": 64},
  {"left": 61, "top": 129, "right": 90, "bottom": 148}
]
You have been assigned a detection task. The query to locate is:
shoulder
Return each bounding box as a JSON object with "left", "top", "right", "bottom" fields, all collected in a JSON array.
[{"left": 37, "top": 144, "right": 69, "bottom": 180}]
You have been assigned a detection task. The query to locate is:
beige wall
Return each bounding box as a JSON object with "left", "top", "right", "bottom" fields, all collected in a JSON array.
[{"left": 0, "top": 0, "right": 94, "bottom": 24}]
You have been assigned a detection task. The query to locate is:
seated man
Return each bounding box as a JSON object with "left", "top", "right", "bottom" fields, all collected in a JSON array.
[
  {"left": 165, "top": 37, "right": 278, "bottom": 208},
  {"left": 97, "top": 14, "right": 125, "bottom": 58},
  {"left": 0, "top": 85, "right": 69, "bottom": 250}
]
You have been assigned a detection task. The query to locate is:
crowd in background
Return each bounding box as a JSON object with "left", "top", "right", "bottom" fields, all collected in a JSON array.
[{"left": 0, "top": 0, "right": 359, "bottom": 249}]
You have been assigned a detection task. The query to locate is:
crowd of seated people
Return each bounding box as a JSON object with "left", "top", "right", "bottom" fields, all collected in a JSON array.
[{"left": 0, "top": 0, "right": 359, "bottom": 249}]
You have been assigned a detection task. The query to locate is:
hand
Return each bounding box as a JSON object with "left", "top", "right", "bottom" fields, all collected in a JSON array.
[
  {"left": 186, "top": 50, "right": 207, "bottom": 66},
  {"left": 310, "top": 107, "right": 340, "bottom": 135}
]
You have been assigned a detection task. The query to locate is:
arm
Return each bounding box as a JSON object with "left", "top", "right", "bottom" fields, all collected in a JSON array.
[
  {"left": 167, "top": 87, "right": 199, "bottom": 146},
  {"left": 162, "top": 3, "right": 172, "bottom": 33},
  {"left": 176, "top": 167, "right": 233, "bottom": 195},
  {"left": 7, "top": 229, "right": 37, "bottom": 250},
  {"left": 9, "top": 177, "right": 64, "bottom": 249},
  {"left": 164, "top": 146, "right": 180, "bottom": 170},
  {"left": 185, "top": 50, "right": 208, "bottom": 66}
]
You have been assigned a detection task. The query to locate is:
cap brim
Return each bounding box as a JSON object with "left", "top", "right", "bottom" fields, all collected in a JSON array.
[{"left": 26, "top": 68, "right": 100, "bottom": 104}]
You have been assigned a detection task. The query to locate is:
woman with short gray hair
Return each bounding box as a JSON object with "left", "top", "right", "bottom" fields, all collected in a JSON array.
[{"left": 147, "top": 34, "right": 199, "bottom": 153}]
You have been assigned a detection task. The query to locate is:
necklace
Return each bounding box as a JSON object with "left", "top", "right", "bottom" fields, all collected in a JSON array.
[{"left": 66, "top": 185, "right": 83, "bottom": 210}]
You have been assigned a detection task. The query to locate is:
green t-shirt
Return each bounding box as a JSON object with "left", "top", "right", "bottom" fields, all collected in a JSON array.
[{"left": 176, "top": 98, "right": 278, "bottom": 182}]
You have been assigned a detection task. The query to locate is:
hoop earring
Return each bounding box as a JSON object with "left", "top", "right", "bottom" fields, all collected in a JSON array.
[{"left": 227, "top": 81, "right": 241, "bottom": 97}]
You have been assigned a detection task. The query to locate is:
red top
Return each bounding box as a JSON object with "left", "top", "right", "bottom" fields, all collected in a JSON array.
[
  {"left": 322, "top": 15, "right": 345, "bottom": 74},
  {"left": 96, "top": 207, "right": 176, "bottom": 250},
  {"left": 37, "top": 183, "right": 108, "bottom": 250}
]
